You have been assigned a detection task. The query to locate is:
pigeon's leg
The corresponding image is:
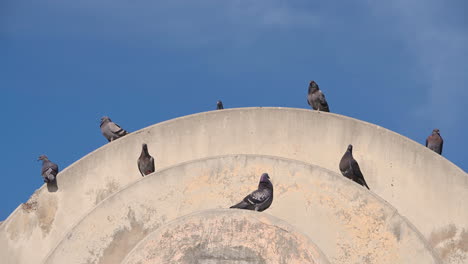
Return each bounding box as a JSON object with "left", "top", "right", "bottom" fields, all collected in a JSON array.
[{"left": 254, "top": 207, "right": 259, "bottom": 211}]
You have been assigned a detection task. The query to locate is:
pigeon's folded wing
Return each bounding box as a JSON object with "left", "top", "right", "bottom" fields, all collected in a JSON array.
[
  {"left": 108, "top": 122, "right": 125, "bottom": 134},
  {"left": 248, "top": 190, "right": 268, "bottom": 204},
  {"left": 137, "top": 159, "right": 145, "bottom": 176},
  {"left": 42, "top": 162, "right": 58, "bottom": 175},
  {"left": 351, "top": 159, "right": 363, "bottom": 179},
  {"left": 149, "top": 157, "right": 155, "bottom": 172}
]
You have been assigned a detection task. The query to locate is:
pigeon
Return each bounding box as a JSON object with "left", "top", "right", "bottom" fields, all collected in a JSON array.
[
  {"left": 137, "top": 143, "right": 155, "bottom": 176},
  {"left": 339, "top": 145, "right": 369, "bottom": 189},
  {"left": 216, "top": 100, "right": 224, "bottom": 110},
  {"left": 230, "top": 173, "right": 273, "bottom": 212},
  {"left": 426, "top": 129, "right": 443, "bottom": 155},
  {"left": 100, "top": 116, "right": 128, "bottom": 142},
  {"left": 307, "top": 81, "right": 330, "bottom": 112},
  {"left": 38, "top": 155, "right": 59, "bottom": 183}
]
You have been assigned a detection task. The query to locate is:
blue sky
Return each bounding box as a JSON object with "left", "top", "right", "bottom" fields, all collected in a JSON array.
[{"left": 1, "top": 0, "right": 467, "bottom": 220}]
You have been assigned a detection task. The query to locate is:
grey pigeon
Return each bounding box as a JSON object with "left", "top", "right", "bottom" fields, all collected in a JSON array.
[
  {"left": 216, "top": 100, "right": 224, "bottom": 110},
  {"left": 426, "top": 129, "right": 443, "bottom": 155},
  {"left": 307, "top": 81, "right": 330, "bottom": 112},
  {"left": 137, "top": 143, "right": 155, "bottom": 176},
  {"left": 100, "top": 116, "right": 128, "bottom": 142},
  {"left": 230, "top": 173, "right": 273, "bottom": 212},
  {"left": 339, "top": 145, "right": 369, "bottom": 189},
  {"left": 38, "top": 155, "right": 59, "bottom": 183}
]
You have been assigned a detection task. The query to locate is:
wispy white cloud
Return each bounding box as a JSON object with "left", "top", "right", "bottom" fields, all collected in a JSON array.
[
  {"left": 369, "top": 0, "right": 468, "bottom": 131},
  {"left": 3, "top": 0, "right": 320, "bottom": 44},
  {"left": 225, "top": 0, "right": 319, "bottom": 28}
]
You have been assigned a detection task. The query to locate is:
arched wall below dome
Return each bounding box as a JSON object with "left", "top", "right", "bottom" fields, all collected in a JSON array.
[
  {"left": 44, "top": 155, "right": 441, "bottom": 264},
  {"left": 122, "top": 209, "right": 331, "bottom": 264}
]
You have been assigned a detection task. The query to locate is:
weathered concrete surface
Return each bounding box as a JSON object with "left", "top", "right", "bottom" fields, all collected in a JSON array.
[
  {"left": 43, "top": 155, "right": 441, "bottom": 264},
  {"left": 1, "top": 108, "right": 466, "bottom": 263},
  {"left": 122, "top": 209, "right": 330, "bottom": 264}
]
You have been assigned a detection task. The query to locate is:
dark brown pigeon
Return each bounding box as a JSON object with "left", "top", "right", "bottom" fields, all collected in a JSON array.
[
  {"left": 137, "top": 143, "right": 155, "bottom": 176},
  {"left": 100, "top": 116, "right": 128, "bottom": 142},
  {"left": 230, "top": 173, "right": 273, "bottom": 212},
  {"left": 339, "top": 145, "right": 369, "bottom": 189},
  {"left": 307, "top": 81, "right": 330, "bottom": 112},
  {"left": 216, "top": 100, "right": 224, "bottom": 110},
  {"left": 426, "top": 129, "right": 443, "bottom": 155},
  {"left": 38, "top": 155, "right": 59, "bottom": 183}
]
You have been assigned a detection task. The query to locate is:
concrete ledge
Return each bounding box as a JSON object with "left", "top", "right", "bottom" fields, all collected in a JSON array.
[
  {"left": 44, "top": 155, "right": 441, "bottom": 264},
  {"left": 1, "top": 108, "right": 466, "bottom": 264},
  {"left": 122, "top": 209, "right": 331, "bottom": 264}
]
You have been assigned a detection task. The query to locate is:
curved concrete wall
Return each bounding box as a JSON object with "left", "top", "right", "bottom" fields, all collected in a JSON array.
[
  {"left": 1, "top": 108, "right": 466, "bottom": 263},
  {"left": 44, "top": 155, "right": 441, "bottom": 264},
  {"left": 122, "top": 209, "right": 331, "bottom": 264}
]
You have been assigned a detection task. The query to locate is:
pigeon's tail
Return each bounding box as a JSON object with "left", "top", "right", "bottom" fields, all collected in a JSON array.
[
  {"left": 117, "top": 129, "right": 128, "bottom": 137},
  {"left": 230, "top": 201, "right": 251, "bottom": 210},
  {"left": 319, "top": 102, "right": 330, "bottom": 112},
  {"left": 359, "top": 179, "right": 370, "bottom": 190}
]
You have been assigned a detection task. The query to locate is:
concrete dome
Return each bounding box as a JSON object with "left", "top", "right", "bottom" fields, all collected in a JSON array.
[{"left": 0, "top": 108, "right": 466, "bottom": 264}]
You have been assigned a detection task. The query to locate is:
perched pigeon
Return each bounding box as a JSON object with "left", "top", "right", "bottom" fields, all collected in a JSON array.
[
  {"left": 426, "top": 129, "right": 443, "bottom": 155},
  {"left": 38, "top": 155, "right": 59, "bottom": 183},
  {"left": 137, "top": 143, "right": 155, "bottom": 176},
  {"left": 307, "top": 81, "right": 330, "bottom": 112},
  {"left": 100, "top": 116, "right": 128, "bottom": 142},
  {"left": 339, "top": 145, "right": 369, "bottom": 189},
  {"left": 230, "top": 173, "right": 273, "bottom": 211},
  {"left": 216, "top": 100, "right": 224, "bottom": 110}
]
